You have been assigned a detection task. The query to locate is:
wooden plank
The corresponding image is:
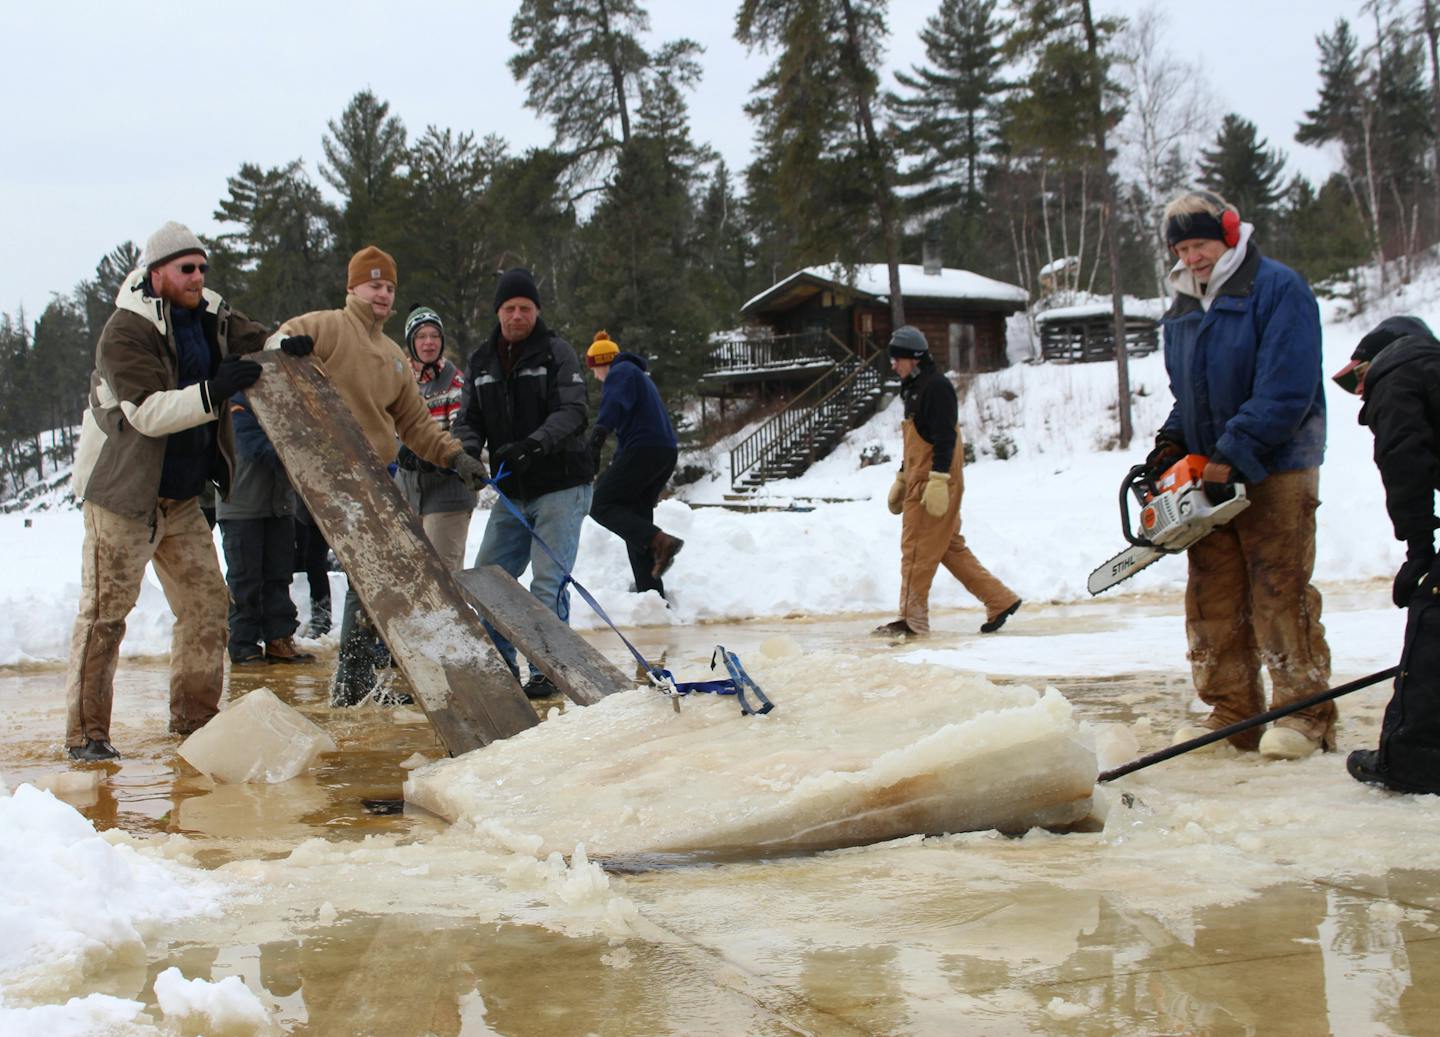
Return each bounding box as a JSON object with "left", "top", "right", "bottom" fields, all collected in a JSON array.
[
  {"left": 454, "top": 566, "right": 634, "bottom": 706},
  {"left": 244, "top": 352, "right": 538, "bottom": 755}
]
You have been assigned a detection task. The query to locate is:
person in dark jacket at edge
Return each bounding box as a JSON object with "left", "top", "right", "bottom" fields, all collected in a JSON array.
[
  {"left": 1333, "top": 316, "right": 1440, "bottom": 794},
  {"left": 455, "top": 269, "right": 594, "bottom": 700},
  {"left": 1149, "top": 189, "right": 1334, "bottom": 761},
  {"left": 62, "top": 220, "right": 314, "bottom": 761},
  {"left": 584, "top": 330, "right": 684, "bottom": 598},
  {"left": 217, "top": 393, "right": 315, "bottom": 666},
  {"left": 874, "top": 325, "right": 1022, "bottom": 640}
]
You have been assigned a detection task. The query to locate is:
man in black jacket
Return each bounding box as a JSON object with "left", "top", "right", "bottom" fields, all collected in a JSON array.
[
  {"left": 455, "top": 269, "right": 593, "bottom": 698},
  {"left": 1333, "top": 316, "right": 1440, "bottom": 794}
]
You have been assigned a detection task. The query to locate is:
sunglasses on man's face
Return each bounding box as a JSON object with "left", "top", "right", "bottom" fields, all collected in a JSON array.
[{"left": 179, "top": 262, "right": 209, "bottom": 275}]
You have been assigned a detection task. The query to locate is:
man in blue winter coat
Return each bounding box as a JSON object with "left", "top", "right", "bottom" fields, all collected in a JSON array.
[
  {"left": 584, "top": 331, "right": 683, "bottom": 597},
  {"left": 1148, "top": 189, "right": 1334, "bottom": 760}
]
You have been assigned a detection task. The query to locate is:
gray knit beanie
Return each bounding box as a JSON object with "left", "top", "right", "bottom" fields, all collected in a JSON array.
[
  {"left": 143, "top": 221, "right": 206, "bottom": 270},
  {"left": 888, "top": 325, "right": 930, "bottom": 359}
]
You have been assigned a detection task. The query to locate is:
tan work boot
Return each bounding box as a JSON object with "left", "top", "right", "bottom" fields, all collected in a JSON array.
[
  {"left": 266, "top": 636, "right": 317, "bottom": 665},
  {"left": 650, "top": 531, "right": 685, "bottom": 578},
  {"left": 1259, "top": 726, "right": 1321, "bottom": 760}
]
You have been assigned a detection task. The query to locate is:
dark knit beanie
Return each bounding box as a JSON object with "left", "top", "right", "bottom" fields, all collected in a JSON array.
[
  {"left": 494, "top": 268, "right": 542, "bottom": 312},
  {"left": 888, "top": 325, "right": 930, "bottom": 359},
  {"left": 1352, "top": 316, "right": 1435, "bottom": 362}
]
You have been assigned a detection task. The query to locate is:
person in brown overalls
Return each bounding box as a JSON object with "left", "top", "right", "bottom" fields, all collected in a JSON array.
[{"left": 874, "top": 326, "right": 1022, "bottom": 639}]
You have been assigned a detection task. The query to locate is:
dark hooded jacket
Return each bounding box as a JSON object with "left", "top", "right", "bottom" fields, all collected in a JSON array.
[
  {"left": 595, "top": 352, "right": 677, "bottom": 452},
  {"left": 455, "top": 317, "right": 593, "bottom": 500},
  {"left": 1359, "top": 332, "right": 1440, "bottom": 545}
]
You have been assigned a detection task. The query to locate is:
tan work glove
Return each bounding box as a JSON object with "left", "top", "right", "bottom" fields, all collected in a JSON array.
[
  {"left": 886, "top": 470, "right": 906, "bottom": 514},
  {"left": 921, "top": 471, "right": 951, "bottom": 517}
]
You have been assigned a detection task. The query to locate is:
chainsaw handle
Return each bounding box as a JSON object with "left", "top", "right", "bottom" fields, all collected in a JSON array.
[{"left": 1119, "top": 464, "right": 1155, "bottom": 548}]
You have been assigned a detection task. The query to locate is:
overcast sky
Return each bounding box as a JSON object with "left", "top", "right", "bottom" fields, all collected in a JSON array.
[{"left": 1, "top": 0, "right": 1361, "bottom": 320}]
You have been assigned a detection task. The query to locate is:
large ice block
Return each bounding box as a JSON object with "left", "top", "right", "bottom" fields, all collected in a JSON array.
[
  {"left": 179, "top": 688, "right": 336, "bottom": 784},
  {"left": 405, "top": 645, "right": 1098, "bottom": 857}
]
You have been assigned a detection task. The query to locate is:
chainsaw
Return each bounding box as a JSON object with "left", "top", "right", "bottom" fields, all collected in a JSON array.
[{"left": 1087, "top": 454, "right": 1250, "bottom": 595}]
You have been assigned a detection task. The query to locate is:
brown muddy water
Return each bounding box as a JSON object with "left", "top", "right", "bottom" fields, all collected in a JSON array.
[{"left": 4, "top": 591, "right": 1440, "bottom": 1036}]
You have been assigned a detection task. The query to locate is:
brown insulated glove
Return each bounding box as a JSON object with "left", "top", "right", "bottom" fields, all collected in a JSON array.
[{"left": 886, "top": 470, "right": 906, "bottom": 514}]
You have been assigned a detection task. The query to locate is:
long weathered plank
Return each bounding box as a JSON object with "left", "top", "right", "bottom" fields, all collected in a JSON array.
[
  {"left": 244, "top": 352, "right": 537, "bottom": 755},
  {"left": 454, "top": 566, "right": 634, "bottom": 706}
]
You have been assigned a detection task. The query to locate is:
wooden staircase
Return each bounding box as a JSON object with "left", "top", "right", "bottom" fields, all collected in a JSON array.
[{"left": 730, "top": 348, "right": 892, "bottom": 491}]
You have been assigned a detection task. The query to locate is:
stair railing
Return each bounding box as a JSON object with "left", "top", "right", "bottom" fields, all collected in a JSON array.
[{"left": 730, "top": 351, "right": 888, "bottom": 488}]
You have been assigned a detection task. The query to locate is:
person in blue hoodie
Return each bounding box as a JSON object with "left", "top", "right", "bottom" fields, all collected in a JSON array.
[
  {"left": 1149, "top": 189, "right": 1333, "bottom": 761},
  {"left": 583, "top": 331, "right": 683, "bottom": 597}
]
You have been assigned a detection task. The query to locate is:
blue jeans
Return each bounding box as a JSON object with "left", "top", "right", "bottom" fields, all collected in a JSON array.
[{"left": 476, "top": 482, "right": 593, "bottom": 677}]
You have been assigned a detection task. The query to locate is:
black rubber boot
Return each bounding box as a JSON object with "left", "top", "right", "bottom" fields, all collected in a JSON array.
[{"left": 68, "top": 738, "right": 121, "bottom": 762}]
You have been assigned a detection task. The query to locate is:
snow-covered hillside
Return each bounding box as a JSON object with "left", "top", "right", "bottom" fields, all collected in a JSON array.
[{"left": 3, "top": 262, "right": 1438, "bottom": 665}]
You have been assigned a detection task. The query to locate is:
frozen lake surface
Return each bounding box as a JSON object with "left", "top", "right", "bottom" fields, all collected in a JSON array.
[{"left": 3, "top": 588, "right": 1438, "bottom": 1035}]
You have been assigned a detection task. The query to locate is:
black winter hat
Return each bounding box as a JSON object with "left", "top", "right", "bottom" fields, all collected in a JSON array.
[
  {"left": 1352, "top": 316, "right": 1435, "bottom": 362},
  {"left": 494, "top": 268, "right": 542, "bottom": 312},
  {"left": 887, "top": 325, "right": 930, "bottom": 359}
]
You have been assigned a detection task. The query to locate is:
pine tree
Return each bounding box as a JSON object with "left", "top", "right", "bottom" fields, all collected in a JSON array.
[
  {"left": 1198, "top": 114, "right": 1287, "bottom": 239},
  {"left": 396, "top": 128, "right": 505, "bottom": 358},
  {"left": 890, "top": 0, "right": 1007, "bottom": 214},
  {"left": 213, "top": 160, "right": 340, "bottom": 322},
  {"left": 737, "top": 0, "right": 907, "bottom": 325},
  {"left": 508, "top": 0, "right": 702, "bottom": 192},
  {"left": 1005, "top": 0, "right": 1132, "bottom": 443},
  {"left": 319, "top": 90, "right": 408, "bottom": 256},
  {"left": 572, "top": 66, "right": 715, "bottom": 402}
]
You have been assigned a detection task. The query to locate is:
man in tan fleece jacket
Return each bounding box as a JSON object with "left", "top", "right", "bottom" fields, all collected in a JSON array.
[{"left": 277, "top": 245, "right": 488, "bottom": 703}]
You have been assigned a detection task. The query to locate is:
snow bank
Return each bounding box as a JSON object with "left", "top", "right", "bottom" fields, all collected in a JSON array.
[{"left": 0, "top": 781, "right": 227, "bottom": 1003}]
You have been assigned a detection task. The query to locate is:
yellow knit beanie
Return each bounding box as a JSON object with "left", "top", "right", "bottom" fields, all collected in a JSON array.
[{"left": 586, "top": 330, "right": 620, "bottom": 368}]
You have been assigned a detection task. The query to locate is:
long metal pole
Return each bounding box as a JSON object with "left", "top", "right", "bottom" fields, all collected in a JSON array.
[{"left": 1097, "top": 667, "right": 1400, "bottom": 783}]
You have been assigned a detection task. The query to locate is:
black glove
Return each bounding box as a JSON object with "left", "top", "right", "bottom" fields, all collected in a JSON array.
[
  {"left": 396, "top": 445, "right": 421, "bottom": 471},
  {"left": 492, "top": 438, "right": 541, "bottom": 476},
  {"left": 587, "top": 425, "right": 610, "bottom": 471},
  {"left": 280, "top": 335, "right": 314, "bottom": 357},
  {"left": 1144, "top": 432, "right": 1186, "bottom": 475},
  {"left": 207, "top": 354, "right": 262, "bottom": 403},
  {"left": 450, "top": 450, "right": 489, "bottom": 491},
  {"left": 1201, "top": 455, "right": 1237, "bottom": 506},
  {"left": 1393, "top": 540, "right": 1435, "bottom": 607}
]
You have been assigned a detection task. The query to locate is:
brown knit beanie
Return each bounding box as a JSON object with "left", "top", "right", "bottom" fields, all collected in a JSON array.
[{"left": 347, "top": 245, "right": 397, "bottom": 289}]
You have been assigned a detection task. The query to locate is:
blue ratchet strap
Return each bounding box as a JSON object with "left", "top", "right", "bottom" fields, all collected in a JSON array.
[{"left": 484, "top": 464, "right": 774, "bottom": 716}]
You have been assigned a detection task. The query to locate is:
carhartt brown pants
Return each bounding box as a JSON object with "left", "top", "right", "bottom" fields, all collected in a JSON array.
[
  {"left": 64, "top": 497, "right": 228, "bottom": 746},
  {"left": 896, "top": 420, "right": 1018, "bottom": 634},
  {"left": 1185, "top": 467, "right": 1334, "bottom": 746}
]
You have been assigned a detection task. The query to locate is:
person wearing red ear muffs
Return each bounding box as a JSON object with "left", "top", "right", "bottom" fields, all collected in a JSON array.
[{"left": 1150, "top": 188, "right": 1334, "bottom": 761}]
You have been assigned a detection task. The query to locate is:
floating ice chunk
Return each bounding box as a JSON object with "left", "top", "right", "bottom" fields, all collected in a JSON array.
[
  {"left": 153, "top": 967, "right": 271, "bottom": 1035},
  {"left": 31, "top": 770, "right": 102, "bottom": 796},
  {"left": 399, "top": 752, "right": 431, "bottom": 770},
  {"left": 406, "top": 652, "right": 1098, "bottom": 856},
  {"left": 179, "top": 688, "right": 336, "bottom": 784}
]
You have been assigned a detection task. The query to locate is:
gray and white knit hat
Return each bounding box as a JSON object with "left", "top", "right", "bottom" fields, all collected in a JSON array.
[{"left": 143, "top": 221, "right": 206, "bottom": 270}]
